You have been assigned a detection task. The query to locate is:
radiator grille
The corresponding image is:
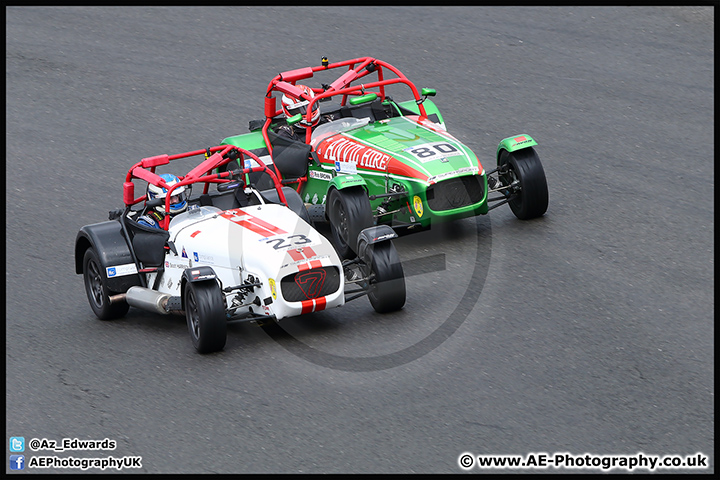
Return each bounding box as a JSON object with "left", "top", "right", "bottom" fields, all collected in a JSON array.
[
  {"left": 426, "top": 175, "right": 484, "bottom": 212},
  {"left": 281, "top": 266, "right": 341, "bottom": 302}
]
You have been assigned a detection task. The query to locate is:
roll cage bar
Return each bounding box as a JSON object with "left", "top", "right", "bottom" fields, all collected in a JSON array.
[
  {"left": 262, "top": 56, "right": 429, "bottom": 148},
  {"left": 123, "top": 144, "right": 286, "bottom": 230}
]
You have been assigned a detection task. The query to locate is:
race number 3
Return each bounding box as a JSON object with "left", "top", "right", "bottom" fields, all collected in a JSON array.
[{"left": 404, "top": 142, "right": 462, "bottom": 162}]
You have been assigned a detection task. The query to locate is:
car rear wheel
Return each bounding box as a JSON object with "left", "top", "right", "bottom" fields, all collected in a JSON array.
[
  {"left": 498, "top": 147, "right": 548, "bottom": 220},
  {"left": 327, "top": 187, "right": 373, "bottom": 260},
  {"left": 359, "top": 240, "right": 406, "bottom": 313},
  {"left": 184, "top": 280, "right": 227, "bottom": 354},
  {"left": 83, "top": 248, "right": 130, "bottom": 320}
]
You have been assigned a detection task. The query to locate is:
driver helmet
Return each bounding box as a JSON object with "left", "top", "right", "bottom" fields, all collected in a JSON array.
[
  {"left": 147, "top": 173, "right": 188, "bottom": 215},
  {"left": 281, "top": 84, "right": 320, "bottom": 128}
]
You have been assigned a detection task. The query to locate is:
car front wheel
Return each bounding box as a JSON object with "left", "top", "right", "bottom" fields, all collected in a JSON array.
[
  {"left": 498, "top": 147, "right": 548, "bottom": 220},
  {"left": 327, "top": 187, "right": 373, "bottom": 260},
  {"left": 184, "top": 280, "right": 227, "bottom": 354},
  {"left": 359, "top": 240, "right": 406, "bottom": 313}
]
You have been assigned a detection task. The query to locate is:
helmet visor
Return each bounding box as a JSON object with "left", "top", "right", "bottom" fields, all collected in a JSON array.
[
  {"left": 286, "top": 99, "right": 318, "bottom": 117},
  {"left": 168, "top": 191, "right": 187, "bottom": 211}
]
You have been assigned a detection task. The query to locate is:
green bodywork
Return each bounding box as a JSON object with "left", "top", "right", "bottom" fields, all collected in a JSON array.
[{"left": 221, "top": 98, "right": 536, "bottom": 229}]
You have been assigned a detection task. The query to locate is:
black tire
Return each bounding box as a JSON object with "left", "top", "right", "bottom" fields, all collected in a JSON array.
[
  {"left": 82, "top": 248, "right": 130, "bottom": 320},
  {"left": 327, "top": 187, "right": 373, "bottom": 259},
  {"left": 498, "top": 147, "right": 548, "bottom": 220},
  {"left": 360, "top": 240, "right": 406, "bottom": 313},
  {"left": 184, "top": 280, "right": 227, "bottom": 354}
]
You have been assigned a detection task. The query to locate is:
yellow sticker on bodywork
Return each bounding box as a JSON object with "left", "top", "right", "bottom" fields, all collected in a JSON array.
[
  {"left": 269, "top": 278, "right": 277, "bottom": 300},
  {"left": 413, "top": 195, "right": 423, "bottom": 218}
]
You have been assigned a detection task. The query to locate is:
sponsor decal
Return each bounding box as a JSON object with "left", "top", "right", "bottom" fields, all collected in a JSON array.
[
  {"left": 165, "top": 258, "right": 190, "bottom": 269},
  {"left": 269, "top": 278, "right": 277, "bottom": 300},
  {"left": 106, "top": 263, "right": 138, "bottom": 278},
  {"left": 193, "top": 252, "right": 214, "bottom": 264},
  {"left": 309, "top": 169, "right": 333, "bottom": 181},
  {"left": 321, "top": 136, "right": 390, "bottom": 171},
  {"left": 427, "top": 166, "right": 479, "bottom": 184},
  {"left": 284, "top": 246, "right": 324, "bottom": 273},
  {"left": 281, "top": 254, "right": 330, "bottom": 270},
  {"left": 373, "top": 233, "right": 397, "bottom": 242},
  {"left": 512, "top": 135, "right": 534, "bottom": 146},
  {"left": 193, "top": 274, "right": 216, "bottom": 281},
  {"left": 413, "top": 195, "right": 424, "bottom": 218},
  {"left": 335, "top": 160, "right": 357, "bottom": 174},
  {"left": 181, "top": 247, "right": 188, "bottom": 258}
]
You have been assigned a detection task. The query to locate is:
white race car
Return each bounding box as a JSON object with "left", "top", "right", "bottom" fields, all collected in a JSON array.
[{"left": 75, "top": 145, "right": 405, "bottom": 353}]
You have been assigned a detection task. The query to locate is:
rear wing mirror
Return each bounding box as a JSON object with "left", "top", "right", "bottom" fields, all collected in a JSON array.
[
  {"left": 286, "top": 113, "right": 303, "bottom": 126},
  {"left": 349, "top": 93, "right": 378, "bottom": 106}
]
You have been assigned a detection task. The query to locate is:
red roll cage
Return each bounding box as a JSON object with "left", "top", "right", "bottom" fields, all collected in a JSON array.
[
  {"left": 262, "top": 56, "right": 429, "bottom": 148},
  {"left": 123, "top": 144, "right": 286, "bottom": 230}
]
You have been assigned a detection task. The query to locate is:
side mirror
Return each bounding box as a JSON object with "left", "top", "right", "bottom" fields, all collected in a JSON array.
[
  {"left": 349, "top": 93, "right": 378, "bottom": 106},
  {"left": 421, "top": 88, "right": 436, "bottom": 97}
]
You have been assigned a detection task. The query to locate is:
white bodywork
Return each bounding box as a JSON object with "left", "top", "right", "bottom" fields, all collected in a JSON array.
[{"left": 146, "top": 201, "right": 344, "bottom": 321}]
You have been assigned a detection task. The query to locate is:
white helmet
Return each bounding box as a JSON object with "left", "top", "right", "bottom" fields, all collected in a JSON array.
[
  {"left": 281, "top": 84, "right": 320, "bottom": 128},
  {"left": 147, "top": 173, "right": 188, "bottom": 214}
]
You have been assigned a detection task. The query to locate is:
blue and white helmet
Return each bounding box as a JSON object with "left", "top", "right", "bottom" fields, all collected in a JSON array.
[{"left": 147, "top": 173, "right": 188, "bottom": 215}]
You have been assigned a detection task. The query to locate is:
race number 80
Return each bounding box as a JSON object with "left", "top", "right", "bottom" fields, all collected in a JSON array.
[{"left": 404, "top": 142, "right": 462, "bottom": 163}]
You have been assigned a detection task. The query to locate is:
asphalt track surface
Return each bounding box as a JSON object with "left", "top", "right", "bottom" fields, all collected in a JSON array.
[{"left": 6, "top": 6, "right": 714, "bottom": 474}]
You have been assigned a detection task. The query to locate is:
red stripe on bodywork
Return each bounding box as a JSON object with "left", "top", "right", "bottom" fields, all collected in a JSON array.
[
  {"left": 190, "top": 230, "right": 202, "bottom": 238},
  {"left": 300, "top": 298, "right": 327, "bottom": 314},
  {"left": 288, "top": 250, "right": 305, "bottom": 262},
  {"left": 301, "top": 300, "right": 314, "bottom": 315},
  {"left": 235, "top": 220, "right": 277, "bottom": 238},
  {"left": 313, "top": 297, "right": 327, "bottom": 312},
  {"left": 245, "top": 215, "right": 287, "bottom": 235},
  {"left": 386, "top": 157, "right": 429, "bottom": 182},
  {"left": 219, "top": 208, "right": 287, "bottom": 237}
]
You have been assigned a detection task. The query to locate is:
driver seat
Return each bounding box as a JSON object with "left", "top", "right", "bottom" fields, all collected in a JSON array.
[
  {"left": 267, "top": 130, "right": 311, "bottom": 183},
  {"left": 123, "top": 217, "right": 170, "bottom": 267}
]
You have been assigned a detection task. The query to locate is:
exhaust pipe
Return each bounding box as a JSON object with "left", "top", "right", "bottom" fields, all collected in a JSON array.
[{"left": 110, "top": 286, "right": 178, "bottom": 315}]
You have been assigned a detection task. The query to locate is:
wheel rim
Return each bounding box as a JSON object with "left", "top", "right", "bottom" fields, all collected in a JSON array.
[
  {"left": 500, "top": 162, "right": 521, "bottom": 200},
  {"left": 333, "top": 197, "right": 349, "bottom": 247},
  {"left": 186, "top": 289, "right": 200, "bottom": 339},
  {"left": 86, "top": 259, "right": 104, "bottom": 307}
]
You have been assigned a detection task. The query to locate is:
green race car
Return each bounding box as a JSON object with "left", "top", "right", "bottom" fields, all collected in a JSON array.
[{"left": 222, "top": 56, "right": 548, "bottom": 258}]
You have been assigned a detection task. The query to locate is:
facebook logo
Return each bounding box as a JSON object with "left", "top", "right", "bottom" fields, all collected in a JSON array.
[
  {"left": 10, "top": 455, "right": 25, "bottom": 470},
  {"left": 10, "top": 437, "right": 24, "bottom": 452}
]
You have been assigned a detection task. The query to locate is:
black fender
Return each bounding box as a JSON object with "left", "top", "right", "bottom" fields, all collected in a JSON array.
[
  {"left": 75, "top": 220, "right": 142, "bottom": 293},
  {"left": 180, "top": 266, "right": 220, "bottom": 310},
  {"left": 356, "top": 225, "right": 398, "bottom": 259}
]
